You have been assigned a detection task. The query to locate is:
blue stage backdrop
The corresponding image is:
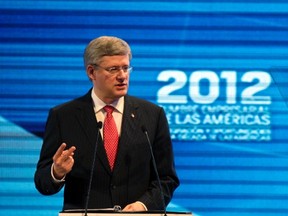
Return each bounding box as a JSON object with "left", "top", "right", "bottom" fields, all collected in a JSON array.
[{"left": 1, "top": 1, "right": 288, "bottom": 216}]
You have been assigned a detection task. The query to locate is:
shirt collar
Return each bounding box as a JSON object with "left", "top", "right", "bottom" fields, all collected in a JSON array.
[{"left": 91, "top": 87, "right": 124, "bottom": 114}]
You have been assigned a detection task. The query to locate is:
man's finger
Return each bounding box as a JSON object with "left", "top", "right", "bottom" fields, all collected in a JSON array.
[
  {"left": 67, "top": 146, "right": 76, "bottom": 157},
  {"left": 54, "top": 143, "right": 67, "bottom": 159},
  {"left": 60, "top": 146, "right": 76, "bottom": 162}
]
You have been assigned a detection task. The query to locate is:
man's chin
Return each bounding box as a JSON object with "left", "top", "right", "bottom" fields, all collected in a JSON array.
[{"left": 114, "top": 90, "right": 127, "bottom": 98}]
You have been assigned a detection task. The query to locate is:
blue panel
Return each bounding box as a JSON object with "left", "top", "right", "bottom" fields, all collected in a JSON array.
[{"left": 1, "top": 1, "right": 288, "bottom": 216}]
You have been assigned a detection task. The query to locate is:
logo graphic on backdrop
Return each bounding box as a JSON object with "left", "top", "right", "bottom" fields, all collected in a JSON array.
[{"left": 157, "top": 71, "right": 271, "bottom": 142}]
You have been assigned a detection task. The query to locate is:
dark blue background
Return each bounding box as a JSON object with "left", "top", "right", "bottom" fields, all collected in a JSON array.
[{"left": 1, "top": 1, "right": 288, "bottom": 216}]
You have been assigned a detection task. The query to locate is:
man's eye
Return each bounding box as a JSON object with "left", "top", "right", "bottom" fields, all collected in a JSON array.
[{"left": 109, "top": 67, "right": 118, "bottom": 73}]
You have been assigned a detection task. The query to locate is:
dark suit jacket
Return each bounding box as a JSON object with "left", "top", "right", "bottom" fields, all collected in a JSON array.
[{"left": 34, "top": 89, "right": 179, "bottom": 210}]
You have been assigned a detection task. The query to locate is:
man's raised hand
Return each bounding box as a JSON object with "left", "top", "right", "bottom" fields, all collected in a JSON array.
[{"left": 52, "top": 143, "right": 76, "bottom": 179}]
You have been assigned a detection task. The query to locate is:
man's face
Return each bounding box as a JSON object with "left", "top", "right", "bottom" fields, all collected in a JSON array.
[{"left": 87, "top": 54, "right": 130, "bottom": 104}]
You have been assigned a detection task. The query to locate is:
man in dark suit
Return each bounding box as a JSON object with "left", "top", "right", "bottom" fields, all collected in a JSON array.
[{"left": 34, "top": 36, "right": 179, "bottom": 212}]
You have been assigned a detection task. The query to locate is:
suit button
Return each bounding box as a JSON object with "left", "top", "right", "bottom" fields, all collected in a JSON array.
[{"left": 111, "top": 184, "right": 117, "bottom": 190}]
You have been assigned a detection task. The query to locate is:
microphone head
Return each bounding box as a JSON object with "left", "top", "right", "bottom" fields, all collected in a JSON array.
[
  {"left": 141, "top": 125, "right": 147, "bottom": 133},
  {"left": 97, "top": 121, "right": 103, "bottom": 129}
]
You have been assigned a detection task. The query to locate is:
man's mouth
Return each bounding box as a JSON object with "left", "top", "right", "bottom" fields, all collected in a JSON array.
[{"left": 115, "top": 83, "right": 126, "bottom": 87}]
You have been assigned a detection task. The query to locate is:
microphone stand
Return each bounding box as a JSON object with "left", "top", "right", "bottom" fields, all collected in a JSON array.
[
  {"left": 142, "top": 126, "right": 167, "bottom": 216},
  {"left": 84, "top": 121, "right": 102, "bottom": 216}
]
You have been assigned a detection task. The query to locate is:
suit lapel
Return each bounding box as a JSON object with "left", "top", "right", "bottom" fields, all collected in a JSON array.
[
  {"left": 113, "top": 96, "right": 140, "bottom": 174},
  {"left": 74, "top": 90, "right": 111, "bottom": 174}
]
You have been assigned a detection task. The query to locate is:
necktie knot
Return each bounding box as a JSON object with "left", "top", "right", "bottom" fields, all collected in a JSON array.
[{"left": 104, "top": 105, "right": 114, "bottom": 115}]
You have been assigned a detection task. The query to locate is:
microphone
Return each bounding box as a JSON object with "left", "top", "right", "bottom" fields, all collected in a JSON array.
[
  {"left": 141, "top": 125, "right": 167, "bottom": 216},
  {"left": 84, "top": 121, "right": 103, "bottom": 216}
]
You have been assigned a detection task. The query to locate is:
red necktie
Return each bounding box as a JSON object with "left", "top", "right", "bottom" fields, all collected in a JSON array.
[{"left": 103, "top": 105, "right": 119, "bottom": 170}]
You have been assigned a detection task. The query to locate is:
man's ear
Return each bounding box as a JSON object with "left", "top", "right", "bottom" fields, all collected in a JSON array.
[{"left": 86, "top": 65, "right": 95, "bottom": 80}]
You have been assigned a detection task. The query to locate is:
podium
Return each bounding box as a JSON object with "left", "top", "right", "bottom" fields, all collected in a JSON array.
[{"left": 59, "top": 210, "right": 193, "bottom": 216}]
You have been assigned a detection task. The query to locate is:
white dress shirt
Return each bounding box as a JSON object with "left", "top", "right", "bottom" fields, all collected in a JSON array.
[{"left": 91, "top": 88, "right": 124, "bottom": 137}]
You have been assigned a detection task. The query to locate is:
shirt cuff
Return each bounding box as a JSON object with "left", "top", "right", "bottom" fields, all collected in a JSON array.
[
  {"left": 136, "top": 201, "right": 148, "bottom": 211},
  {"left": 51, "top": 163, "right": 66, "bottom": 183}
]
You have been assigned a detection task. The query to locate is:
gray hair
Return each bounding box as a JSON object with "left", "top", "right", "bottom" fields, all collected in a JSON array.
[{"left": 83, "top": 36, "right": 132, "bottom": 68}]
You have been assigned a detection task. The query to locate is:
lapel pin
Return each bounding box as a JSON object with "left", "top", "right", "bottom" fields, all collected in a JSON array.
[{"left": 131, "top": 113, "right": 135, "bottom": 118}]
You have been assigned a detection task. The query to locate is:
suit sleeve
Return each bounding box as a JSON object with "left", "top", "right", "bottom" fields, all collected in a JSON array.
[
  {"left": 34, "top": 108, "right": 65, "bottom": 195},
  {"left": 138, "top": 107, "right": 180, "bottom": 210}
]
